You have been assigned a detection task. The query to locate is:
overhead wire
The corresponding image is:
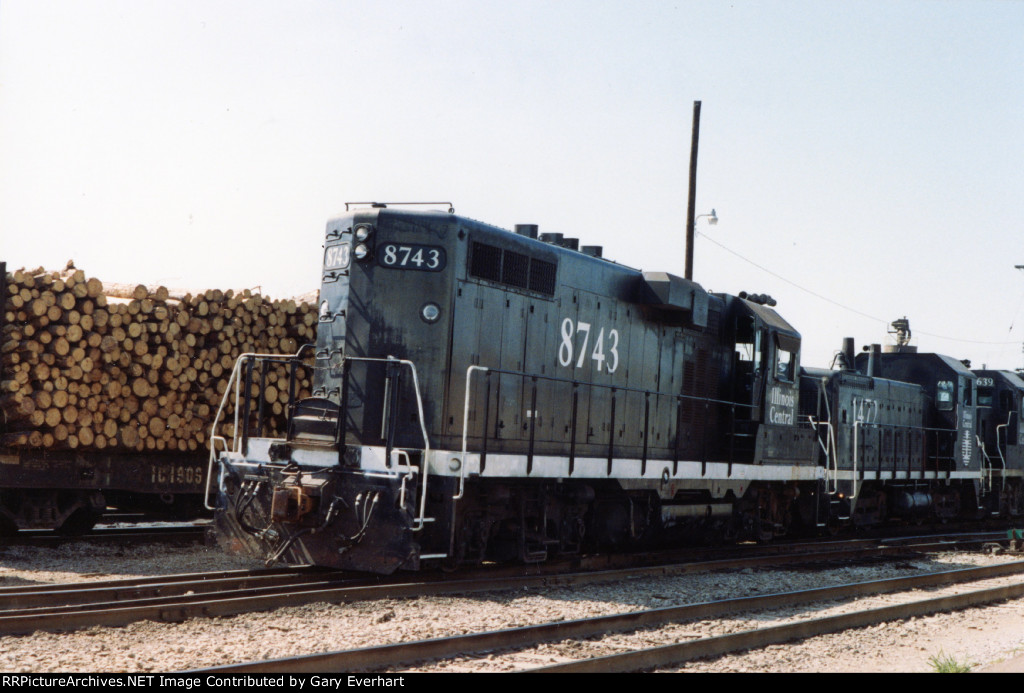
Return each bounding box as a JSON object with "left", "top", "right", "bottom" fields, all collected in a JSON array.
[{"left": 697, "top": 231, "right": 1019, "bottom": 347}]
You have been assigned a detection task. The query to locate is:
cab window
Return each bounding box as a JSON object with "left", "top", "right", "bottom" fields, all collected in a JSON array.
[
  {"left": 936, "top": 380, "right": 954, "bottom": 411},
  {"left": 734, "top": 328, "right": 764, "bottom": 374},
  {"left": 776, "top": 348, "right": 795, "bottom": 382}
]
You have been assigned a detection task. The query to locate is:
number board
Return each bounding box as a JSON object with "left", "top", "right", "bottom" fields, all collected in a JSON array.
[
  {"left": 324, "top": 243, "right": 351, "bottom": 270},
  {"left": 377, "top": 243, "right": 446, "bottom": 272}
]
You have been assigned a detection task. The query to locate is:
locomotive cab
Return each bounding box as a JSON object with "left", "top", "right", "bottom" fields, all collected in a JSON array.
[
  {"left": 726, "top": 295, "right": 814, "bottom": 465},
  {"left": 973, "top": 369, "right": 1024, "bottom": 515},
  {"left": 973, "top": 370, "right": 1024, "bottom": 465}
]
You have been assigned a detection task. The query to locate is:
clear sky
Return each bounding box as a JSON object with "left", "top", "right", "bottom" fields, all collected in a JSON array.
[{"left": 2, "top": 0, "right": 1023, "bottom": 370}]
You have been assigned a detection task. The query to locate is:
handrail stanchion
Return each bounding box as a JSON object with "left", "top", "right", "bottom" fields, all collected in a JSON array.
[
  {"left": 527, "top": 376, "right": 538, "bottom": 475},
  {"left": 480, "top": 371, "right": 491, "bottom": 474},
  {"left": 674, "top": 396, "right": 683, "bottom": 476},
  {"left": 727, "top": 403, "right": 736, "bottom": 466},
  {"left": 384, "top": 358, "right": 402, "bottom": 468},
  {"left": 853, "top": 421, "right": 861, "bottom": 500},
  {"left": 718, "top": 402, "right": 728, "bottom": 477},
  {"left": 459, "top": 366, "right": 488, "bottom": 501},
  {"left": 607, "top": 388, "right": 617, "bottom": 475},
  {"left": 641, "top": 392, "right": 650, "bottom": 475},
  {"left": 241, "top": 358, "right": 255, "bottom": 457},
  {"left": 569, "top": 383, "right": 579, "bottom": 476},
  {"left": 255, "top": 361, "right": 268, "bottom": 439},
  {"left": 286, "top": 359, "right": 298, "bottom": 421}
]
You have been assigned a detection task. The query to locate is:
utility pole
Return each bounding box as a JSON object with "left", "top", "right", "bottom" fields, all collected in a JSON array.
[
  {"left": 1016, "top": 265, "right": 1024, "bottom": 373},
  {"left": 684, "top": 101, "right": 701, "bottom": 280}
]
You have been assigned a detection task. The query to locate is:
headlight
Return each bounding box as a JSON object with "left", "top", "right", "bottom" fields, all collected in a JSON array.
[
  {"left": 354, "top": 224, "right": 373, "bottom": 241},
  {"left": 354, "top": 244, "right": 370, "bottom": 260},
  {"left": 421, "top": 302, "right": 441, "bottom": 323}
]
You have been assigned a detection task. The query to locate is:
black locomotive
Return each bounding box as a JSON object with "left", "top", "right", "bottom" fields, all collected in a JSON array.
[{"left": 209, "top": 204, "right": 1024, "bottom": 573}]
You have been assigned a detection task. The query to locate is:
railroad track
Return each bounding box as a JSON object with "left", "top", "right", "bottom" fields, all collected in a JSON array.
[
  {"left": 199, "top": 559, "right": 1024, "bottom": 673},
  {"left": 0, "top": 531, "right": 1008, "bottom": 639},
  {"left": 3, "top": 523, "right": 208, "bottom": 546}
]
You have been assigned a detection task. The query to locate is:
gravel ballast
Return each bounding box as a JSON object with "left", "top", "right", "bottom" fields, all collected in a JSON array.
[{"left": 2, "top": 540, "right": 1024, "bottom": 673}]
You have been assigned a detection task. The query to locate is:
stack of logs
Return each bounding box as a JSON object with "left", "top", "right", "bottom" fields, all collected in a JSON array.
[{"left": 1, "top": 265, "right": 317, "bottom": 452}]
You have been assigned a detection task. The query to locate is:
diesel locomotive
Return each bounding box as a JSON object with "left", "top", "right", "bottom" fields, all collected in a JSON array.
[{"left": 209, "top": 204, "right": 1024, "bottom": 573}]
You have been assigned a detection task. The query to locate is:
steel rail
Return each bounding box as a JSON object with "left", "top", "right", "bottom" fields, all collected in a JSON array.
[
  {"left": 0, "top": 542, "right": 930, "bottom": 636},
  {"left": 0, "top": 574, "right": 383, "bottom": 622},
  {"left": 0, "top": 534, "right": 1005, "bottom": 637},
  {"left": 5, "top": 525, "right": 207, "bottom": 546},
  {"left": 0, "top": 576, "right": 388, "bottom": 636},
  {"left": 0, "top": 544, "right": 840, "bottom": 613},
  {"left": 194, "top": 559, "right": 1024, "bottom": 673},
  {"left": 0, "top": 569, "right": 357, "bottom": 611},
  {"left": 0, "top": 538, "right": 941, "bottom": 615},
  {"left": 0, "top": 566, "right": 317, "bottom": 597},
  {"left": 0, "top": 537, "right": 884, "bottom": 603},
  {"left": 532, "top": 573, "right": 1024, "bottom": 672}
]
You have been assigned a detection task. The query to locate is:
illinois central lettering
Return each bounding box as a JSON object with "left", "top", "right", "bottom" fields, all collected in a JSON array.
[
  {"left": 961, "top": 411, "right": 974, "bottom": 466},
  {"left": 768, "top": 386, "right": 795, "bottom": 425}
]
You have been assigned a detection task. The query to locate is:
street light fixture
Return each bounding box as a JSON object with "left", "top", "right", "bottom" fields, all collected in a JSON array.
[
  {"left": 685, "top": 209, "right": 718, "bottom": 280},
  {"left": 697, "top": 209, "right": 718, "bottom": 227}
]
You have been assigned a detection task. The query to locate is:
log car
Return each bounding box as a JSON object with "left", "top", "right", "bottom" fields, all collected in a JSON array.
[{"left": 0, "top": 260, "right": 208, "bottom": 532}]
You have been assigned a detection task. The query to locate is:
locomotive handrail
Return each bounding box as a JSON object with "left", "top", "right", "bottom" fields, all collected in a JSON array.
[
  {"left": 345, "top": 201, "right": 455, "bottom": 213},
  {"left": 204, "top": 346, "right": 316, "bottom": 511},
  {"left": 996, "top": 412, "right": 1013, "bottom": 489},
  {"left": 852, "top": 420, "right": 862, "bottom": 500},
  {"left": 977, "top": 434, "right": 1002, "bottom": 497},
  {"left": 825, "top": 402, "right": 839, "bottom": 494},
  {"left": 339, "top": 356, "right": 432, "bottom": 531},
  {"left": 457, "top": 366, "right": 487, "bottom": 501},
  {"left": 820, "top": 378, "right": 839, "bottom": 494},
  {"left": 805, "top": 414, "right": 838, "bottom": 494},
  {"left": 457, "top": 364, "right": 756, "bottom": 501},
  {"left": 203, "top": 435, "right": 230, "bottom": 511},
  {"left": 997, "top": 418, "right": 1008, "bottom": 466},
  {"left": 205, "top": 349, "right": 309, "bottom": 510},
  {"left": 208, "top": 350, "right": 433, "bottom": 529},
  {"left": 848, "top": 419, "right": 960, "bottom": 489}
]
